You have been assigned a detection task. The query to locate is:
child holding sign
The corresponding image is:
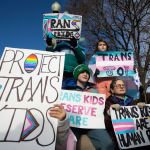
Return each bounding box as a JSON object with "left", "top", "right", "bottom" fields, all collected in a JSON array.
[
  {"left": 104, "top": 78, "right": 146, "bottom": 150},
  {"left": 63, "top": 64, "right": 114, "bottom": 150},
  {"left": 88, "top": 40, "right": 114, "bottom": 99}
]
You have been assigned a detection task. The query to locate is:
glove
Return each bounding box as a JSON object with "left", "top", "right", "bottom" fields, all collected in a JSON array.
[
  {"left": 95, "top": 69, "right": 100, "bottom": 76},
  {"left": 46, "top": 35, "right": 52, "bottom": 46},
  {"left": 69, "top": 36, "right": 77, "bottom": 47}
]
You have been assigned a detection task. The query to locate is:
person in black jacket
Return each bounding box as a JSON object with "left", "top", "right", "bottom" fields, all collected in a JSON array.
[{"left": 104, "top": 78, "right": 147, "bottom": 150}]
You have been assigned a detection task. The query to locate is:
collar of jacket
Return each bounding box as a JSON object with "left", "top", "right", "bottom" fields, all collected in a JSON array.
[{"left": 111, "top": 95, "right": 133, "bottom": 106}]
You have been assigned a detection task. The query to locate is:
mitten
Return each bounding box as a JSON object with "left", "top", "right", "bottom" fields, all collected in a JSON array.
[
  {"left": 46, "top": 35, "right": 52, "bottom": 46},
  {"left": 69, "top": 36, "right": 77, "bottom": 47}
]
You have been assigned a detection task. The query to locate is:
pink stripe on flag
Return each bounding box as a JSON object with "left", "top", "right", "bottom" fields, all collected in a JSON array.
[
  {"left": 113, "top": 122, "right": 134, "bottom": 126},
  {"left": 114, "top": 126, "right": 135, "bottom": 132}
]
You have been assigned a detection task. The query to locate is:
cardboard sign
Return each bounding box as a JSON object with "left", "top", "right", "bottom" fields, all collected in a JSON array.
[
  {"left": 0, "top": 47, "right": 65, "bottom": 150},
  {"left": 110, "top": 105, "right": 150, "bottom": 149},
  {"left": 43, "top": 13, "right": 82, "bottom": 40},
  {"left": 96, "top": 51, "right": 135, "bottom": 77},
  {"left": 61, "top": 90, "right": 106, "bottom": 129}
]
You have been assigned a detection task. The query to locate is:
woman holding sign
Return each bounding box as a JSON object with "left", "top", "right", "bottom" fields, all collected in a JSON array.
[{"left": 88, "top": 40, "right": 114, "bottom": 98}]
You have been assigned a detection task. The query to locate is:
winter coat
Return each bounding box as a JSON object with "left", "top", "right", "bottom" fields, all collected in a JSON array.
[
  {"left": 62, "top": 77, "right": 98, "bottom": 93},
  {"left": 56, "top": 114, "right": 76, "bottom": 150},
  {"left": 46, "top": 41, "right": 85, "bottom": 73}
]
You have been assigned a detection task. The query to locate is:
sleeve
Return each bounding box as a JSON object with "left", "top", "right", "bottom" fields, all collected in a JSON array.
[
  {"left": 55, "top": 114, "right": 70, "bottom": 150},
  {"left": 46, "top": 46, "right": 55, "bottom": 52},
  {"left": 73, "top": 45, "right": 86, "bottom": 63},
  {"left": 88, "top": 55, "right": 96, "bottom": 75},
  {"left": 104, "top": 97, "right": 114, "bottom": 132},
  {"left": 104, "top": 98, "right": 112, "bottom": 116}
]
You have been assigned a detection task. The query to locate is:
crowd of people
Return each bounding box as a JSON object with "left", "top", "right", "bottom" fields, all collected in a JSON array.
[
  {"left": 44, "top": 6, "right": 149, "bottom": 150},
  {"left": 46, "top": 34, "right": 150, "bottom": 150}
]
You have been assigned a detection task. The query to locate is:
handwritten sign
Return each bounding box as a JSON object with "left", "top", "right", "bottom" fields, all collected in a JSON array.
[
  {"left": 60, "top": 90, "right": 106, "bottom": 128},
  {"left": 96, "top": 51, "right": 135, "bottom": 77},
  {"left": 0, "top": 47, "right": 65, "bottom": 150},
  {"left": 0, "top": 47, "right": 64, "bottom": 76},
  {"left": 43, "top": 13, "right": 82, "bottom": 40},
  {"left": 110, "top": 105, "right": 150, "bottom": 149}
]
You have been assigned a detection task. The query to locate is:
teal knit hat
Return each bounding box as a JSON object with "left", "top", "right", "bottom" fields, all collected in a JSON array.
[{"left": 73, "top": 64, "right": 90, "bottom": 80}]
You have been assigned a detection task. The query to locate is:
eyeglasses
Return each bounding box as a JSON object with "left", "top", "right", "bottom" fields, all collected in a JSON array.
[{"left": 114, "top": 84, "right": 125, "bottom": 88}]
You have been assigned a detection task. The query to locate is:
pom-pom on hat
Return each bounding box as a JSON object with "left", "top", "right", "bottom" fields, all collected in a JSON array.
[{"left": 73, "top": 64, "right": 90, "bottom": 80}]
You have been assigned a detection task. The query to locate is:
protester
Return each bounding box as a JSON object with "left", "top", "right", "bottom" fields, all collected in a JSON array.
[
  {"left": 49, "top": 104, "right": 76, "bottom": 150},
  {"left": 46, "top": 36, "right": 85, "bottom": 78},
  {"left": 104, "top": 78, "right": 147, "bottom": 150},
  {"left": 45, "top": 5, "right": 85, "bottom": 86},
  {"left": 88, "top": 40, "right": 114, "bottom": 98},
  {"left": 63, "top": 64, "right": 115, "bottom": 150}
]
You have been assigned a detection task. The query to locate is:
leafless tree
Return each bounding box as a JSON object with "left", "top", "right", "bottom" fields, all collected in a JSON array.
[{"left": 65, "top": 0, "right": 150, "bottom": 102}]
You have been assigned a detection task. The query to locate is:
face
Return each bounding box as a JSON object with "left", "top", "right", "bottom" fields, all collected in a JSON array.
[
  {"left": 77, "top": 71, "right": 90, "bottom": 84},
  {"left": 111, "top": 80, "right": 126, "bottom": 96},
  {"left": 97, "top": 41, "right": 107, "bottom": 52}
]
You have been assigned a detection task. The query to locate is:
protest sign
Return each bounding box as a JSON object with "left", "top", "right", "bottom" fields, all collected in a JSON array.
[
  {"left": 0, "top": 47, "right": 65, "bottom": 150},
  {"left": 60, "top": 90, "right": 106, "bottom": 128},
  {"left": 110, "top": 105, "right": 150, "bottom": 149},
  {"left": 96, "top": 51, "right": 135, "bottom": 77},
  {"left": 43, "top": 13, "right": 82, "bottom": 40},
  {"left": 0, "top": 47, "right": 64, "bottom": 76}
]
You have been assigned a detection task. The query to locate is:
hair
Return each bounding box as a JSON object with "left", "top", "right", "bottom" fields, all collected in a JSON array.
[
  {"left": 110, "top": 78, "right": 125, "bottom": 90},
  {"left": 94, "top": 39, "right": 109, "bottom": 53}
]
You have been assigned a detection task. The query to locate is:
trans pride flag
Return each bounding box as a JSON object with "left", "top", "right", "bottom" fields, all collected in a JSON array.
[
  {"left": 96, "top": 51, "right": 135, "bottom": 77},
  {"left": 112, "top": 118, "right": 136, "bottom": 134}
]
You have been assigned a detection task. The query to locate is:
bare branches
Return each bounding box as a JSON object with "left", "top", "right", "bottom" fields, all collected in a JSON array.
[{"left": 65, "top": 0, "right": 150, "bottom": 98}]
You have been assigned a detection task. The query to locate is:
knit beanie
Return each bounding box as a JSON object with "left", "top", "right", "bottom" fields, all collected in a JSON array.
[{"left": 73, "top": 64, "right": 90, "bottom": 80}]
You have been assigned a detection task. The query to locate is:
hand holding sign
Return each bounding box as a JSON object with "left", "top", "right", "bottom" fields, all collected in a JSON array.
[
  {"left": 111, "top": 104, "right": 121, "bottom": 111},
  {"left": 49, "top": 104, "right": 66, "bottom": 121},
  {"left": 46, "top": 35, "right": 52, "bottom": 46},
  {"left": 46, "top": 35, "right": 57, "bottom": 48},
  {"left": 137, "top": 102, "right": 146, "bottom": 109}
]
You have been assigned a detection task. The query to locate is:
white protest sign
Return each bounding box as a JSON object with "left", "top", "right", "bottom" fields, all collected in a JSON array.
[
  {"left": 60, "top": 90, "right": 106, "bottom": 129},
  {"left": 43, "top": 13, "right": 82, "bottom": 40},
  {"left": 0, "top": 47, "right": 65, "bottom": 150},
  {"left": 96, "top": 51, "right": 135, "bottom": 77},
  {"left": 110, "top": 105, "right": 150, "bottom": 149},
  {"left": 0, "top": 47, "right": 64, "bottom": 76}
]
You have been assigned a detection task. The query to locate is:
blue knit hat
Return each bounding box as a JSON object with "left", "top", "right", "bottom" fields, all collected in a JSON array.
[{"left": 73, "top": 64, "right": 90, "bottom": 79}]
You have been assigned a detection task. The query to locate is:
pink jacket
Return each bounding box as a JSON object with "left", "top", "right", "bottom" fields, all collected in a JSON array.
[{"left": 55, "top": 116, "right": 76, "bottom": 150}]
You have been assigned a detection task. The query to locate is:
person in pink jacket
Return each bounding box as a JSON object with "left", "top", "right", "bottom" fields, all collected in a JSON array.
[{"left": 88, "top": 40, "right": 114, "bottom": 99}]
